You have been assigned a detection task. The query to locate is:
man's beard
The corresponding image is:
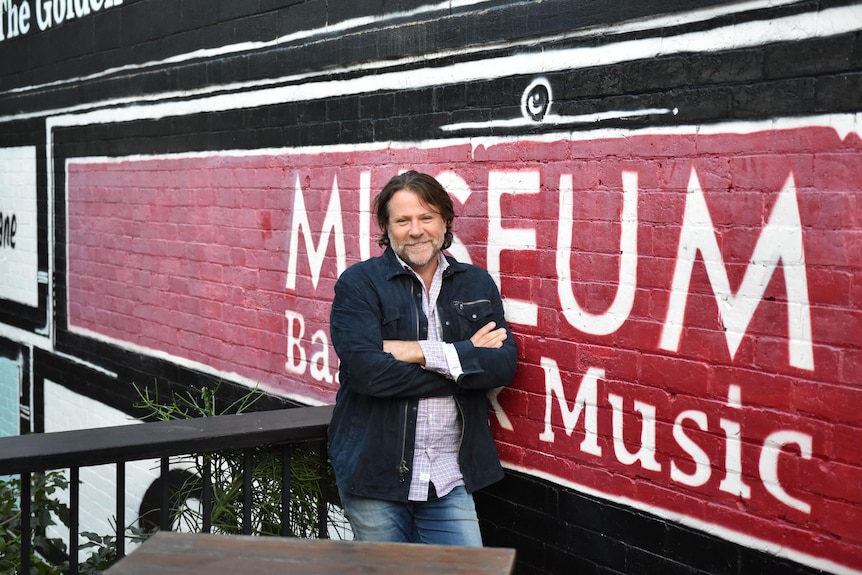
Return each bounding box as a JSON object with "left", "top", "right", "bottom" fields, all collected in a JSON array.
[{"left": 392, "top": 238, "right": 440, "bottom": 269}]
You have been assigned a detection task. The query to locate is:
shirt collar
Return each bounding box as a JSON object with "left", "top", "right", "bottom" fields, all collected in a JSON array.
[{"left": 394, "top": 251, "right": 450, "bottom": 278}]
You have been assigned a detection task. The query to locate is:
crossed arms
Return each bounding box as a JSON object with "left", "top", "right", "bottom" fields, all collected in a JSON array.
[{"left": 383, "top": 321, "right": 508, "bottom": 366}]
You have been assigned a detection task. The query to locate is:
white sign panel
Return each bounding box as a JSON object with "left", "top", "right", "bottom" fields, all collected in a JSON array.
[{"left": 0, "top": 146, "right": 38, "bottom": 307}]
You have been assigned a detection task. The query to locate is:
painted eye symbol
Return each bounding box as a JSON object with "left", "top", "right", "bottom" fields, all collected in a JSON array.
[{"left": 521, "top": 78, "right": 552, "bottom": 122}]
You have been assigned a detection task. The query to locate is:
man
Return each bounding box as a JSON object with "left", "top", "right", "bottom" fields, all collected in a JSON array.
[{"left": 328, "top": 170, "right": 518, "bottom": 546}]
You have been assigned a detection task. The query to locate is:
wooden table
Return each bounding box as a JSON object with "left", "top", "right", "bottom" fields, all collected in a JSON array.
[{"left": 105, "top": 531, "right": 517, "bottom": 574}]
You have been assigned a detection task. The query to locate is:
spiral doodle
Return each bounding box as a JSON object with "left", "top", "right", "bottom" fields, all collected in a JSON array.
[{"left": 521, "top": 78, "right": 552, "bottom": 122}]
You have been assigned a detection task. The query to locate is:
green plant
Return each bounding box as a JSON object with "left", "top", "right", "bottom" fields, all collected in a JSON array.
[
  {"left": 0, "top": 381, "right": 344, "bottom": 575},
  {"left": 0, "top": 471, "right": 149, "bottom": 574},
  {"left": 0, "top": 471, "right": 69, "bottom": 575},
  {"left": 78, "top": 529, "right": 120, "bottom": 573},
  {"left": 133, "top": 382, "right": 346, "bottom": 539}
]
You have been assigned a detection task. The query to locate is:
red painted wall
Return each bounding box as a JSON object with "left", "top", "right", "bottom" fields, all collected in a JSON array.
[{"left": 67, "top": 120, "right": 862, "bottom": 571}]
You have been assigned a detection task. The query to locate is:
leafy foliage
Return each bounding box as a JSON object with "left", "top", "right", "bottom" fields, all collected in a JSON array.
[
  {"left": 0, "top": 381, "right": 344, "bottom": 574},
  {"left": 0, "top": 471, "right": 68, "bottom": 575},
  {"left": 0, "top": 471, "right": 150, "bottom": 574},
  {"left": 133, "top": 382, "right": 346, "bottom": 539}
]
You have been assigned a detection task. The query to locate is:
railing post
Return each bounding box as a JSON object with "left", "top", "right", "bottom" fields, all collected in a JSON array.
[
  {"left": 160, "top": 457, "right": 170, "bottom": 532},
  {"left": 202, "top": 454, "right": 212, "bottom": 533},
  {"left": 116, "top": 461, "right": 126, "bottom": 559},
  {"left": 242, "top": 449, "right": 253, "bottom": 535},
  {"left": 317, "top": 439, "right": 328, "bottom": 539},
  {"left": 280, "top": 444, "right": 292, "bottom": 537},
  {"left": 70, "top": 467, "right": 80, "bottom": 575},
  {"left": 20, "top": 471, "right": 31, "bottom": 575}
]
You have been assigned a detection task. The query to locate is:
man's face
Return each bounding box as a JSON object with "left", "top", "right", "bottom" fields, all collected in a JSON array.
[{"left": 386, "top": 188, "right": 446, "bottom": 273}]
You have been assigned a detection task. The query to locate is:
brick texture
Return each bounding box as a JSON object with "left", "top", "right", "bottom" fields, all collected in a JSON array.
[{"left": 1, "top": 1, "right": 860, "bottom": 574}]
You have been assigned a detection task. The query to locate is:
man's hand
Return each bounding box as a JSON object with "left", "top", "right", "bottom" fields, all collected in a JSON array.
[
  {"left": 471, "top": 321, "right": 507, "bottom": 349},
  {"left": 383, "top": 340, "right": 426, "bottom": 365}
]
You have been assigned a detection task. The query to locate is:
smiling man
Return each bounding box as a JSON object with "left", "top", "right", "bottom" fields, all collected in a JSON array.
[{"left": 328, "top": 170, "right": 518, "bottom": 546}]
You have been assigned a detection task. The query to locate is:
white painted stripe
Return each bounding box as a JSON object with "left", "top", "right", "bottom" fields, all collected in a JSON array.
[
  {"left": 0, "top": 0, "right": 494, "bottom": 98},
  {"left": 66, "top": 324, "right": 326, "bottom": 406},
  {"left": 1, "top": 1, "right": 846, "bottom": 126},
  {"left": 441, "top": 108, "right": 679, "bottom": 132},
  {"left": 62, "top": 112, "right": 862, "bottom": 163},
  {"left": 0, "top": 0, "right": 802, "bottom": 101},
  {"left": 23, "top": 4, "right": 860, "bottom": 129}
]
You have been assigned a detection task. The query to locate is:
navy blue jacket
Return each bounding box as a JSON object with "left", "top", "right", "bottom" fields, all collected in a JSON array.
[{"left": 328, "top": 247, "right": 518, "bottom": 501}]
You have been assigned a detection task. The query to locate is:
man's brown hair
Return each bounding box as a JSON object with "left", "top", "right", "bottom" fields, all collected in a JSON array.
[{"left": 373, "top": 170, "right": 455, "bottom": 249}]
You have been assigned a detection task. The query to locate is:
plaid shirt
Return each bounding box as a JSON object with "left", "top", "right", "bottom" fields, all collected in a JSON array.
[{"left": 397, "top": 252, "right": 465, "bottom": 502}]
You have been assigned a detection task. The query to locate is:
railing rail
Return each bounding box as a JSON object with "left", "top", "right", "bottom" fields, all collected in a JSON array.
[{"left": 0, "top": 405, "right": 335, "bottom": 574}]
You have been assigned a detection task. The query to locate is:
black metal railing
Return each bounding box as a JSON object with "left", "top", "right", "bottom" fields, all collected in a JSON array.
[{"left": 0, "top": 405, "right": 335, "bottom": 574}]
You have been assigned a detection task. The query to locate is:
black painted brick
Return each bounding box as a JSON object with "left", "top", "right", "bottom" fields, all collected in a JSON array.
[
  {"left": 122, "top": 0, "right": 181, "bottom": 43},
  {"left": 560, "top": 68, "right": 625, "bottom": 100},
  {"left": 359, "top": 92, "right": 397, "bottom": 119},
  {"left": 660, "top": 524, "right": 740, "bottom": 575},
  {"left": 275, "top": 0, "right": 328, "bottom": 37},
  {"left": 542, "top": 543, "right": 603, "bottom": 575},
  {"left": 738, "top": 545, "right": 830, "bottom": 575},
  {"left": 327, "top": 97, "right": 361, "bottom": 122},
  {"left": 560, "top": 525, "right": 628, "bottom": 573},
  {"left": 765, "top": 33, "right": 857, "bottom": 80},
  {"left": 732, "top": 78, "right": 816, "bottom": 118},
  {"left": 206, "top": 55, "right": 250, "bottom": 86},
  {"left": 295, "top": 99, "right": 329, "bottom": 123},
  {"left": 666, "top": 86, "right": 734, "bottom": 125},
  {"left": 171, "top": 0, "right": 222, "bottom": 29},
  {"left": 618, "top": 55, "right": 693, "bottom": 93},
  {"left": 93, "top": 7, "right": 125, "bottom": 52},
  {"left": 689, "top": 49, "right": 765, "bottom": 86},
  {"left": 233, "top": 13, "right": 281, "bottom": 43},
  {"left": 815, "top": 72, "right": 862, "bottom": 113},
  {"left": 480, "top": 470, "right": 830, "bottom": 575},
  {"left": 211, "top": 1, "right": 267, "bottom": 22},
  {"left": 484, "top": 470, "right": 561, "bottom": 515},
  {"left": 625, "top": 546, "right": 709, "bottom": 575},
  {"left": 433, "top": 83, "right": 468, "bottom": 111}
]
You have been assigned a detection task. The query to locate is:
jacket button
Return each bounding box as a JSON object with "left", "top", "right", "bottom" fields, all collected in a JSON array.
[{"left": 471, "top": 314, "right": 477, "bottom": 319}]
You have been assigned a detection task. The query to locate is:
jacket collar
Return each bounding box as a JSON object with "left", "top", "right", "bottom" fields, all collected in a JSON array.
[{"left": 381, "top": 246, "right": 468, "bottom": 281}]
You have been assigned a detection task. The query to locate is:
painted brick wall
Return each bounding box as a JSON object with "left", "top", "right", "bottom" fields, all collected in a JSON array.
[{"left": 1, "top": 1, "right": 860, "bottom": 574}]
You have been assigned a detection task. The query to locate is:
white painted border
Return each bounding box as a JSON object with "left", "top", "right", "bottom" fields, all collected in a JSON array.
[{"left": 63, "top": 111, "right": 862, "bottom": 573}]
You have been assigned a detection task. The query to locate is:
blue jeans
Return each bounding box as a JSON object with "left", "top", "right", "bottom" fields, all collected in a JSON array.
[{"left": 339, "top": 486, "right": 483, "bottom": 547}]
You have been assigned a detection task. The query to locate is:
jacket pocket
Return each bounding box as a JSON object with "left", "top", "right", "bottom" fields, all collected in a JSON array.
[
  {"left": 381, "top": 306, "right": 401, "bottom": 339},
  {"left": 452, "top": 299, "right": 494, "bottom": 330}
]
